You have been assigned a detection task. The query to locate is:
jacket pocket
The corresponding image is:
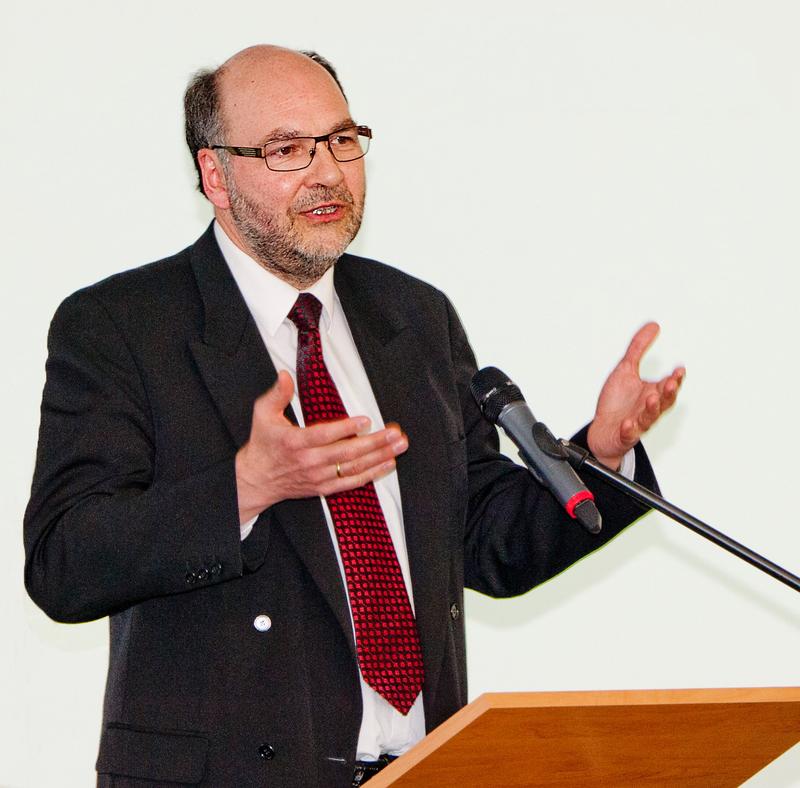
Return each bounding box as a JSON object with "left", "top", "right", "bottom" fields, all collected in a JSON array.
[{"left": 96, "top": 723, "right": 208, "bottom": 784}]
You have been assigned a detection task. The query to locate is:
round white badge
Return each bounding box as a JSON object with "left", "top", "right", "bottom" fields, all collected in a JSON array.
[{"left": 253, "top": 614, "right": 272, "bottom": 632}]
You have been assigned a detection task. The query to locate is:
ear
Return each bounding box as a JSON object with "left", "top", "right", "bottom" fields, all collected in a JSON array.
[{"left": 197, "top": 149, "right": 231, "bottom": 209}]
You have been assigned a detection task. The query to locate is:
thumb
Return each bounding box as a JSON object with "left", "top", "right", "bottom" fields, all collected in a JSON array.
[
  {"left": 623, "top": 321, "right": 660, "bottom": 370},
  {"left": 256, "top": 370, "right": 295, "bottom": 421}
]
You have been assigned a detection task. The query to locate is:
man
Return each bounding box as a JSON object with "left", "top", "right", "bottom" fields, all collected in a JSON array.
[{"left": 24, "top": 46, "right": 683, "bottom": 787}]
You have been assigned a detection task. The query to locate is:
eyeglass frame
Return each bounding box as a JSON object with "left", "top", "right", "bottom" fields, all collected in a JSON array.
[{"left": 210, "top": 124, "right": 372, "bottom": 172}]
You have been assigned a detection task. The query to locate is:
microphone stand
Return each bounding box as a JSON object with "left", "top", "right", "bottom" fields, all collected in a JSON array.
[{"left": 561, "top": 440, "right": 800, "bottom": 594}]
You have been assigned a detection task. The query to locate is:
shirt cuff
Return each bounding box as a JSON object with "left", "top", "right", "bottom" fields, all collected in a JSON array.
[
  {"left": 618, "top": 447, "right": 636, "bottom": 480},
  {"left": 240, "top": 516, "right": 258, "bottom": 541}
]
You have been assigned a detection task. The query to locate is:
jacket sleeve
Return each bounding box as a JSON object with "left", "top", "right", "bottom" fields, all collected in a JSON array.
[
  {"left": 24, "top": 290, "right": 246, "bottom": 623},
  {"left": 441, "top": 296, "right": 657, "bottom": 598}
]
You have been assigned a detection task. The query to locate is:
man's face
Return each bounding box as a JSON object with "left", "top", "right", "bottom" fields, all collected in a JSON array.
[{"left": 215, "top": 49, "right": 366, "bottom": 287}]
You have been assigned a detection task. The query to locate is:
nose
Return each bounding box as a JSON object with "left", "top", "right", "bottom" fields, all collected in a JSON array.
[{"left": 303, "top": 141, "right": 345, "bottom": 188}]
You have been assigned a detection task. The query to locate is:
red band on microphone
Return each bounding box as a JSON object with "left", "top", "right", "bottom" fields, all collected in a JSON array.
[{"left": 565, "top": 489, "right": 595, "bottom": 518}]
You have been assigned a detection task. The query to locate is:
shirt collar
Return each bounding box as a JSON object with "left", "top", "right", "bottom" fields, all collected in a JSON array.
[{"left": 214, "top": 220, "right": 337, "bottom": 336}]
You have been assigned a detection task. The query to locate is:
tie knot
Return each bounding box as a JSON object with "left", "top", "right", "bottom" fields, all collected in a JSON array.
[{"left": 288, "top": 293, "right": 322, "bottom": 333}]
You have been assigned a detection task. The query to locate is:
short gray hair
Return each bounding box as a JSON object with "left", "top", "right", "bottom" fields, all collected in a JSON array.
[{"left": 184, "top": 66, "right": 227, "bottom": 196}]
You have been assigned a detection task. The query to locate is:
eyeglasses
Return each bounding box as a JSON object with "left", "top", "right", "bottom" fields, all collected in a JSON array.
[{"left": 211, "top": 125, "right": 372, "bottom": 172}]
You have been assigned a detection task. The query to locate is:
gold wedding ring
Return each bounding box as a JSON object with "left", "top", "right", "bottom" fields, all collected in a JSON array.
[{"left": 336, "top": 461, "right": 343, "bottom": 478}]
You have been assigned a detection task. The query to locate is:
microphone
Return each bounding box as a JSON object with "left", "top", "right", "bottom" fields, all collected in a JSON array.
[{"left": 470, "top": 367, "right": 602, "bottom": 534}]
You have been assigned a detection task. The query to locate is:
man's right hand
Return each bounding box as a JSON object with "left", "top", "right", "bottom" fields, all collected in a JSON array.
[{"left": 235, "top": 370, "right": 408, "bottom": 523}]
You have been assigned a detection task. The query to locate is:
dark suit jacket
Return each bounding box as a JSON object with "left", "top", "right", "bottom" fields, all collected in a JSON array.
[{"left": 24, "top": 225, "right": 655, "bottom": 787}]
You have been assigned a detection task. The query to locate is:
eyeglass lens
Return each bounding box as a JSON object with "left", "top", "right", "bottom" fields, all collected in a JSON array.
[{"left": 263, "top": 127, "right": 369, "bottom": 171}]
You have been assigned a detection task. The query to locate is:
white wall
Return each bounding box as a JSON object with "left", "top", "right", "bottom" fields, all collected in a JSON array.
[{"left": 3, "top": 2, "right": 799, "bottom": 785}]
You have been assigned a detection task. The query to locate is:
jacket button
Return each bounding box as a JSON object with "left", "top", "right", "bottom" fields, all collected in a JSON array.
[
  {"left": 450, "top": 603, "right": 461, "bottom": 620},
  {"left": 258, "top": 743, "right": 276, "bottom": 760},
  {"left": 210, "top": 561, "right": 223, "bottom": 576},
  {"left": 185, "top": 571, "right": 197, "bottom": 585},
  {"left": 196, "top": 567, "right": 209, "bottom": 581},
  {"left": 253, "top": 614, "right": 272, "bottom": 632}
]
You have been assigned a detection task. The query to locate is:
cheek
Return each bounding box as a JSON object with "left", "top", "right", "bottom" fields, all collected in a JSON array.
[
  {"left": 345, "top": 166, "right": 366, "bottom": 204},
  {"left": 278, "top": 175, "right": 313, "bottom": 211},
  {"left": 237, "top": 167, "right": 303, "bottom": 210}
]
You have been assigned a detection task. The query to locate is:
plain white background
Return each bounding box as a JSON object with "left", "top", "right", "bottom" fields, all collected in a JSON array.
[{"left": 3, "top": 1, "right": 799, "bottom": 785}]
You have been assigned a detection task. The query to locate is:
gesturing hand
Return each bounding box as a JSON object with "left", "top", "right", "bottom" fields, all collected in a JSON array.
[
  {"left": 235, "top": 371, "right": 408, "bottom": 523},
  {"left": 587, "top": 322, "right": 685, "bottom": 470}
]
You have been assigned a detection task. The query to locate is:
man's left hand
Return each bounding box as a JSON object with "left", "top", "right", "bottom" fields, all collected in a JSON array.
[{"left": 587, "top": 322, "right": 685, "bottom": 470}]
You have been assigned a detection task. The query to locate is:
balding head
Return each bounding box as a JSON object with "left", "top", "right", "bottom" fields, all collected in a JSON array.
[{"left": 184, "top": 46, "right": 346, "bottom": 196}]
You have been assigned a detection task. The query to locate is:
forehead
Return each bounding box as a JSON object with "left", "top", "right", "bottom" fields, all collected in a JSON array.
[{"left": 219, "top": 51, "right": 350, "bottom": 142}]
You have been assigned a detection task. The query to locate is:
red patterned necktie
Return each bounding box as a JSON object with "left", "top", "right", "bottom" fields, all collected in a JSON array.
[{"left": 288, "top": 293, "right": 424, "bottom": 715}]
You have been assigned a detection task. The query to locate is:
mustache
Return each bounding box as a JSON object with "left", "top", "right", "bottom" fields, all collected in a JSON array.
[{"left": 293, "top": 187, "right": 355, "bottom": 212}]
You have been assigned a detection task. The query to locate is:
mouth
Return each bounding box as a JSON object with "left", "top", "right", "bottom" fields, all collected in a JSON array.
[
  {"left": 309, "top": 204, "right": 339, "bottom": 216},
  {"left": 300, "top": 202, "right": 348, "bottom": 224}
]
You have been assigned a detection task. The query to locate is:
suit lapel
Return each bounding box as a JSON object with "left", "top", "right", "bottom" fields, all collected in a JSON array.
[
  {"left": 187, "top": 226, "right": 355, "bottom": 656},
  {"left": 187, "top": 234, "right": 454, "bottom": 683},
  {"left": 335, "top": 260, "right": 453, "bottom": 697},
  {"left": 187, "top": 226, "right": 279, "bottom": 445}
]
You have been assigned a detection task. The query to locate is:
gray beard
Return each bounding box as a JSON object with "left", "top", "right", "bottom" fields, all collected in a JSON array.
[{"left": 227, "top": 180, "right": 363, "bottom": 289}]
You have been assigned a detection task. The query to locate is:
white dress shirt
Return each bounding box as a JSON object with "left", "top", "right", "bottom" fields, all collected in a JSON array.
[
  {"left": 215, "top": 221, "right": 635, "bottom": 760},
  {"left": 214, "top": 222, "right": 426, "bottom": 760}
]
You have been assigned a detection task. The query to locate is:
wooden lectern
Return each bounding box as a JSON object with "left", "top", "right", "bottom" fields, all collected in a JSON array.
[{"left": 369, "top": 687, "right": 800, "bottom": 786}]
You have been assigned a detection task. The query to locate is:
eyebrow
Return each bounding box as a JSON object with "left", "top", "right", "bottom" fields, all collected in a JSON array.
[{"left": 256, "top": 118, "right": 357, "bottom": 145}]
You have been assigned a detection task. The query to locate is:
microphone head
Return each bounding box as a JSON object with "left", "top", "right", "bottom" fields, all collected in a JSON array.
[
  {"left": 574, "top": 499, "right": 602, "bottom": 534},
  {"left": 470, "top": 367, "right": 525, "bottom": 424}
]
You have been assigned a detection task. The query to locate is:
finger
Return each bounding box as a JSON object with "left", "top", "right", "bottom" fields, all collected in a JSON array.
[
  {"left": 656, "top": 367, "right": 685, "bottom": 404},
  {"left": 659, "top": 378, "right": 680, "bottom": 409},
  {"left": 622, "top": 321, "right": 660, "bottom": 370},
  {"left": 384, "top": 421, "right": 405, "bottom": 437},
  {"left": 660, "top": 366, "right": 685, "bottom": 388},
  {"left": 319, "top": 458, "right": 398, "bottom": 497},
  {"left": 659, "top": 388, "right": 678, "bottom": 413},
  {"left": 638, "top": 392, "right": 661, "bottom": 430},
  {"left": 295, "top": 415, "right": 375, "bottom": 449},
  {"left": 307, "top": 425, "right": 406, "bottom": 468},
  {"left": 671, "top": 367, "right": 686, "bottom": 395},
  {"left": 334, "top": 434, "right": 408, "bottom": 479},
  {"left": 619, "top": 417, "right": 640, "bottom": 446}
]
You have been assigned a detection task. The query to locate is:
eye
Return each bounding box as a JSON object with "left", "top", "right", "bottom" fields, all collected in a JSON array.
[
  {"left": 330, "top": 130, "right": 358, "bottom": 148},
  {"left": 264, "top": 139, "right": 308, "bottom": 161}
]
